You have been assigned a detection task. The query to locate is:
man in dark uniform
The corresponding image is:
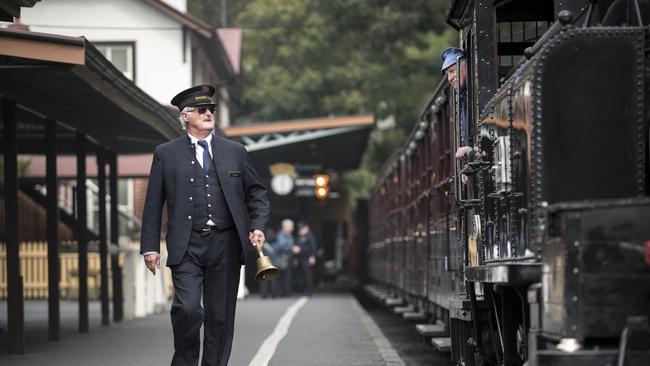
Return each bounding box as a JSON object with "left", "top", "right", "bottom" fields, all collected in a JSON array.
[{"left": 140, "top": 85, "right": 269, "bottom": 366}]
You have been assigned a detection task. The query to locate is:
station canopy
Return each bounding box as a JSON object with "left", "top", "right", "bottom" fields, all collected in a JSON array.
[
  {"left": 224, "top": 114, "right": 375, "bottom": 172},
  {"left": 0, "top": 27, "right": 182, "bottom": 154}
]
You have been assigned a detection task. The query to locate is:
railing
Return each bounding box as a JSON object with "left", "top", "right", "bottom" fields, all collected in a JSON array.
[
  {"left": 1, "top": 240, "right": 172, "bottom": 319},
  {"left": 0, "top": 241, "right": 117, "bottom": 299}
]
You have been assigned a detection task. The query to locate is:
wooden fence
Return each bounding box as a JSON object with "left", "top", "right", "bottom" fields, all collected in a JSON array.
[{"left": 0, "top": 241, "right": 121, "bottom": 299}]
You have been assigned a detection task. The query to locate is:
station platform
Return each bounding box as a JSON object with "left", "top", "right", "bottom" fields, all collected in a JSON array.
[{"left": 0, "top": 293, "right": 405, "bottom": 366}]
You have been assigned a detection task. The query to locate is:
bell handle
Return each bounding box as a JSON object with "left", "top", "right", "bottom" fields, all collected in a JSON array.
[{"left": 253, "top": 236, "right": 265, "bottom": 258}]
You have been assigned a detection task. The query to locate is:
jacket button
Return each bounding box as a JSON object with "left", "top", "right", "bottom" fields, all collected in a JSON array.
[
  {"left": 191, "top": 161, "right": 195, "bottom": 165},
  {"left": 208, "top": 214, "right": 212, "bottom": 218},
  {"left": 190, "top": 178, "right": 194, "bottom": 182},
  {"left": 205, "top": 175, "right": 209, "bottom": 178},
  {"left": 208, "top": 204, "right": 212, "bottom": 207},
  {"left": 207, "top": 193, "right": 211, "bottom": 197},
  {"left": 206, "top": 184, "right": 209, "bottom": 187},
  {"left": 189, "top": 196, "right": 193, "bottom": 201},
  {"left": 187, "top": 215, "right": 192, "bottom": 220}
]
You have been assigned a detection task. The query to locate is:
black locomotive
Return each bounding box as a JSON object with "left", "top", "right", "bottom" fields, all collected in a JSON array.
[{"left": 365, "top": 1, "right": 650, "bottom": 365}]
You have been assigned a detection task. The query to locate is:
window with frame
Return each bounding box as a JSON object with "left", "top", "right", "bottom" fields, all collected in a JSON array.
[
  {"left": 95, "top": 43, "right": 135, "bottom": 81},
  {"left": 495, "top": 0, "right": 554, "bottom": 80}
]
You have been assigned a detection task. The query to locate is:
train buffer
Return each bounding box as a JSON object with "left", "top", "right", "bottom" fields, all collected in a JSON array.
[{"left": 431, "top": 337, "right": 452, "bottom": 353}]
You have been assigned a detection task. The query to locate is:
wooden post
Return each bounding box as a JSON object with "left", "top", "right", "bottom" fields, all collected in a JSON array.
[
  {"left": 46, "top": 118, "right": 60, "bottom": 341},
  {"left": 109, "top": 150, "right": 123, "bottom": 322},
  {"left": 3, "top": 98, "right": 25, "bottom": 354},
  {"left": 76, "top": 132, "right": 89, "bottom": 332},
  {"left": 97, "top": 148, "right": 109, "bottom": 326}
]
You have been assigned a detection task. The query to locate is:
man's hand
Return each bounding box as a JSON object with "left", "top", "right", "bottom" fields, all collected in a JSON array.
[
  {"left": 144, "top": 253, "right": 160, "bottom": 275},
  {"left": 249, "top": 229, "right": 265, "bottom": 247},
  {"left": 308, "top": 255, "right": 316, "bottom": 266},
  {"left": 292, "top": 245, "right": 302, "bottom": 254}
]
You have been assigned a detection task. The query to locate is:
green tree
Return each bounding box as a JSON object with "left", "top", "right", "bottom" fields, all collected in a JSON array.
[{"left": 188, "top": 0, "right": 455, "bottom": 198}]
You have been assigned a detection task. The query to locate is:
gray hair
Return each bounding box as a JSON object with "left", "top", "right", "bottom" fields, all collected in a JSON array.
[
  {"left": 281, "top": 219, "right": 294, "bottom": 231},
  {"left": 178, "top": 106, "right": 192, "bottom": 130}
]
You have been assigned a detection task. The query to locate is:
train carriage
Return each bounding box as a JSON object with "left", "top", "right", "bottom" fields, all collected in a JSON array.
[{"left": 365, "top": 0, "right": 650, "bottom": 365}]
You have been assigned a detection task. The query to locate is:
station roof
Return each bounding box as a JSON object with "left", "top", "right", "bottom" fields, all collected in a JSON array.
[
  {"left": 0, "top": 27, "right": 184, "bottom": 154},
  {"left": 225, "top": 115, "right": 375, "bottom": 173}
]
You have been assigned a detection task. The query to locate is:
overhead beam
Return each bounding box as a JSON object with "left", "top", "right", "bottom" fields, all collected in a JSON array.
[{"left": 0, "top": 27, "right": 85, "bottom": 65}]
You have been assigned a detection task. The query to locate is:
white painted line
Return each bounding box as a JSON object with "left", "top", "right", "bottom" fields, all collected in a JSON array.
[
  {"left": 350, "top": 298, "right": 405, "bottom": 366},
  {"left": 248, "top": 296, "right": 309, "bottom": 366}
]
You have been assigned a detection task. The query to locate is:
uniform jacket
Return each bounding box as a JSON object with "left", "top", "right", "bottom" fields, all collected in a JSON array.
[{"left": 140, "top": 134, "right": 269, "bottom": 266}]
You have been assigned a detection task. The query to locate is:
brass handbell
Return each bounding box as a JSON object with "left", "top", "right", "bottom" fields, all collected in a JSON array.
[{"left": 254, "top": 240, "right": 280, "bottom": 281}]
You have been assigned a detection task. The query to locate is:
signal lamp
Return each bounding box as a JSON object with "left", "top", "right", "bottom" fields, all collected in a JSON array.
[{"left": 314, "top": 174, "right": 330, "bottom": 200}]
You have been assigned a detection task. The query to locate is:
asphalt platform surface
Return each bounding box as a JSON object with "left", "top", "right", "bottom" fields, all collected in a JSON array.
[{"left": 0, "top": 292, "right": 450, "bottom": 365}]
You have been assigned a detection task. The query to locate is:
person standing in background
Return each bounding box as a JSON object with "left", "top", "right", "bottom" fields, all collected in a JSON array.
[
  {"left": 295, "top": 223, "right": 317, "bottom": 296},
  {"left": 275, "top": 219, "right": 295, "bottom": 296}
]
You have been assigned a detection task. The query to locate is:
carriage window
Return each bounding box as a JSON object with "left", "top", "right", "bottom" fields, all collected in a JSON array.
[
  {"left": 497, "top": 21, "right": 551, "bottom": 69},
  {"left": 495, "top": 0, "right": 554, "bottom": 80}
]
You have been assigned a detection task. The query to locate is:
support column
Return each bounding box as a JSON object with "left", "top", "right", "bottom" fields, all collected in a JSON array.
[
  {"left": 3, "top": 99, "right": 25, "bottom": 354},
  {"left": 76, "top": 132, "right": 89, "bottom": 333},
  {"left": 97, "top": 148, "right": 109, "bottom": 326},
  {"left": 109, "top": 150, "right": 123, "bottom": 322},
  {"left": 46, "top": 118, "right": 60, "bottom": 341}
]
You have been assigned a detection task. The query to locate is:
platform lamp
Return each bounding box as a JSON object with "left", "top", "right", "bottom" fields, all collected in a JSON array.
[{"left": 314, "top": 174, "right": 330, "bottom": 200}]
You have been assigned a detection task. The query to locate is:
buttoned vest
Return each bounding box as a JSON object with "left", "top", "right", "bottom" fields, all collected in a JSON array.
[{"left": 190, "top": 154, "right": 234, "bottom": 231}]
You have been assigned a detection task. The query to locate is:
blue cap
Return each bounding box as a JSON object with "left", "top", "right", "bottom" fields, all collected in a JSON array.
[{"left": 441, "top": 47, "right": 464, "bottom": 73}]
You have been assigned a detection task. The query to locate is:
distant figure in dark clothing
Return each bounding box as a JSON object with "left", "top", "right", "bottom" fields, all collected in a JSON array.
[
  {"left": 275, "top": 219, "right": 294, "bottom": 296},
  {"left": 294, "top": 223, "right": 317, "bottom": 296}
]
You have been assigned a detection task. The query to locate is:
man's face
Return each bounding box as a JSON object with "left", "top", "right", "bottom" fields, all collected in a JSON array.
[
  {"left": 283, "top": 222, "right": 294, "bottom": 233},
  {"left": 182, "top": 105, "right": 216, "bottom": 134},
  {"left": 445, "top": 62, "right": 467, "bottom": 90}
]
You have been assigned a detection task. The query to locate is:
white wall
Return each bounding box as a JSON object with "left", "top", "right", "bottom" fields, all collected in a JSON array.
[
  {"left": 161, "top": 0, "right": 187, "bottom": 13},
  {"left": 19, "top": 0, "right": 192, "bottom": 106}
]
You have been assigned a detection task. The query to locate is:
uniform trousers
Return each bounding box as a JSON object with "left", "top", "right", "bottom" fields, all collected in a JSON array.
[{"left": 170, "top": 227, "right": 241, "bottom": 366}]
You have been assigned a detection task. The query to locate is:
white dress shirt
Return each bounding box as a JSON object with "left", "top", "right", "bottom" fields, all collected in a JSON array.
[{"left": 188, "top": 132, "right": 213, "bottom": 169}]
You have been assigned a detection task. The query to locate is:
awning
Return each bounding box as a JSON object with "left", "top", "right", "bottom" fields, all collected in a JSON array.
[
  {"left": 0, "top": 27, "right": 183, "bottom": 154},
  {"left": 225, "top": 115, "right": 374, "bottom": 173}
]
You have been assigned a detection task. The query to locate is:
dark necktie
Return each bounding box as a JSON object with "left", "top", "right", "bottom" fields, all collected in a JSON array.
[{"left": 196, "top": 140, "right": 213, "bottom": 173}]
